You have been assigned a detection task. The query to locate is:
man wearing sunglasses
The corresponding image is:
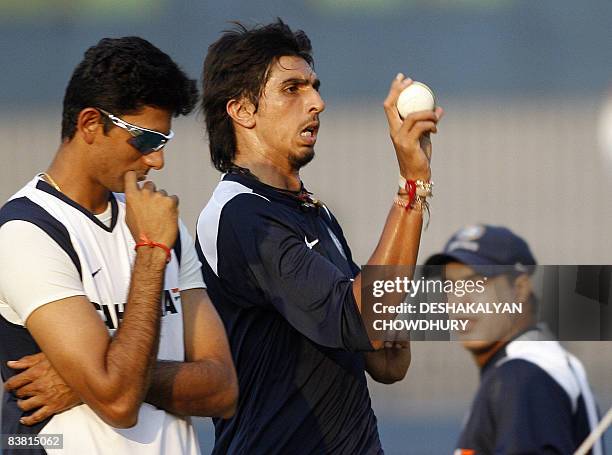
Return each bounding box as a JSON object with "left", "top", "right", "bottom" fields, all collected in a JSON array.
[{"left": 0, "top": 37, "right": 237, "bottom": 454}]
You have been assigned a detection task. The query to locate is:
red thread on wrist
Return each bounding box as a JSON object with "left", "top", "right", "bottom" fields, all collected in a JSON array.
[
  {"left": 405, "top": 180, "right": 417, "bottom": 210},
  {"left": 135, "top": 234, "right": 171, "bottom": 263}
]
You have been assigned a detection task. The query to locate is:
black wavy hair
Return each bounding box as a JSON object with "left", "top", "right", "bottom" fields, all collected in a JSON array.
[
  {"left": 201, "top": 19, "right": 313, "bottom": 172},
  {"left": 61, "top": 36, "right": 198, "bottom": 140}
]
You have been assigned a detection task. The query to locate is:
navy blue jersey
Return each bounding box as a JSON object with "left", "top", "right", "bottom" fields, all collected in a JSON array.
[
  {"left": 196, "top": 172, "right": 381, "bottom": 455},
  {"left": 456, "top": 328, "right": 604, "bottom": 455}
]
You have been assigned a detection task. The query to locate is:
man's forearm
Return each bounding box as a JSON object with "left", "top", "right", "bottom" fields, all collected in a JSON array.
[
  {"left": 146, "top": 359, "right": 237, "bottom": 418},
  {"left": 353, "top": 203, "right": 423, "bottom": 312},
  {"left": 98, "top": 248, "right": 167, "bottom": 424},
  {"left": 353, "top": 77, "right": 440, "bottom": 313},
  {"left": 351, "top": 203, "right": 422, "bottom": 351},
  {"left": 368, "top": 202, "right": 423, "bottom": 265}
]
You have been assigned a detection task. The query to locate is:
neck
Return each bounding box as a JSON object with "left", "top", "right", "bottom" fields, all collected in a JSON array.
[
  {"left": 472, "top": 317, "right": 535, "bottom": 368},
  {"left": 45, "top": 145, "right": 110, "bottom": 214},
  {"left": 233, "top": 153, "right": 301, "bottom": 192},
  {"left": 472, "top": 341, "right": 506, "bottom": 368}
]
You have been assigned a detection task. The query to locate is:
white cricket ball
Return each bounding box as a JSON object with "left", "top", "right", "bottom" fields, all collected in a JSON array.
[{"left": 396, "top": 81, "right": 436, "bottom": 119}]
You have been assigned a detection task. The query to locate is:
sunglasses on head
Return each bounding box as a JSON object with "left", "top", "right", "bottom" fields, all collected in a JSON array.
[{"left": 97, "top": 108, "right": 174, "bottom": 155}]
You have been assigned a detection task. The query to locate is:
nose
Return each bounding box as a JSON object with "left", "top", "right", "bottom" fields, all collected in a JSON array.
[
  {"left": 309, "top": 89, "right": 325, "bottom": 114},
  {"left": 142, "top": 148, "right": 165, "bottom": 170}
]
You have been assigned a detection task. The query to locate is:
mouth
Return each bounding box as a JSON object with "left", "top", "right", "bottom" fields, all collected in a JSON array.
[{"left": 299, "top": 122, "right": 319, "bottom": 145}]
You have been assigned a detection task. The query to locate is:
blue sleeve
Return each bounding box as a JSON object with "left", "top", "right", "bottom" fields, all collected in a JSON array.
[
  {"left": 490, "top": 360, "right": 577, "bottom": 455},
  {"left": 217, "top": 195, "right": 372, "bottom": 352},
  {"left": 321, "top": 205, "right": 361, "bottom": 278}
]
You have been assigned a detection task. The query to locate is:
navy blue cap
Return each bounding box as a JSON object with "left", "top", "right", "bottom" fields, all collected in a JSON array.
[{"left": 425, "top": 224, "right": 536, "bottom": 276}]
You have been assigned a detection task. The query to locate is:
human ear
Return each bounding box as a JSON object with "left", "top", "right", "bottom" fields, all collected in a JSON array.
[
  {"left": 76, "top": 108, "right": 103, "bottom": 145},
  {"left": 226, "top": 97, "right": 256, "bottom": 129},
  {"left": 513, "top": 274, "right": 532, "bottom": 305}
]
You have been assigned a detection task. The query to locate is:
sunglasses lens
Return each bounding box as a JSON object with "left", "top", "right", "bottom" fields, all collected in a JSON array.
[{"left": 128, "top": 132, "right": 166, "bottom": 154}]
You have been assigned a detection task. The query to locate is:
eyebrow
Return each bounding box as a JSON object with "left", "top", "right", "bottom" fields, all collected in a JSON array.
[{"left": 281, "top": 77, "right": 321, "bottom": 91}]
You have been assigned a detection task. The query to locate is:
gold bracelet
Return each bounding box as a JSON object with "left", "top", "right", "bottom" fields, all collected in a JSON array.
[{"left": 398, "top": 175, "right": 434, "bottom": 198}]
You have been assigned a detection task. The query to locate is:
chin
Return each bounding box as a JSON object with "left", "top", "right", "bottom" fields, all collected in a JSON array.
[
  {"left": 289, "top": 148, "right": 315, "bottom": 170},
  {"left": 105, "top": 179, "right": 125, "bottom": 194},
  {"left": 461, "top": 336, "right": 507, "bottom": 355},
  {"left": 462, "top": 339, "right": 492, "bottom": 351}
]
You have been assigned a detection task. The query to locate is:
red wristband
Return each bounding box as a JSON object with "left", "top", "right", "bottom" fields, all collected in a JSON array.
[
  {"left": 405, "top": 179, "right": 417, "bottom": 207},
  {"left": 135, "top": 234, "right": 172, "bottom": 263}
]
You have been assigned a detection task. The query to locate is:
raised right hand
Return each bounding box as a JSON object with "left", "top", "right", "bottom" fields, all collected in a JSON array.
[
  {"left": 123, "top": 171, "right": 179, "bottom": 247},
  {"left": 382, "top": 73, "right": 444, "bottom": 181}
]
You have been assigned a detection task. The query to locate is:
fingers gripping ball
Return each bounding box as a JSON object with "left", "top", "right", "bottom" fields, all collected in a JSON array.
[{"left": 396, "top": 82, "right": 436, "bottom": 119}]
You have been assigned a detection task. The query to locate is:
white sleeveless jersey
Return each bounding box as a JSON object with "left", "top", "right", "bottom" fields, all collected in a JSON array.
[{"left": 0, "top": 176, "right": 201, "bottom": 455}]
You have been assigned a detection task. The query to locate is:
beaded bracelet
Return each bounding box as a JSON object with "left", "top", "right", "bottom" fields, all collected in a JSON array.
[
  {"left": 398, "top": 175, "right": 434, "bottom": 198},
  {"left": 395, "top": 175, "right": 433, "bottom": 227}
]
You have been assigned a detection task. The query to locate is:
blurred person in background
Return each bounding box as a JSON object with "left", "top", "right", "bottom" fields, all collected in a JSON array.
[
  {"left": 0, "top": 37, "right": 237, "bottom": 454},
  {"left": 426, "top": 224, "right": 604, "bottom": 455},
  {"left": 196, "top": 19, "right": 442, "bottom": 454}
]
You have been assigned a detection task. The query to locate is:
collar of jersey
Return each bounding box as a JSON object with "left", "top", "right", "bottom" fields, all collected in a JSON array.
[
  {"left": 223, "top": 172, "right": 311, "bottom": 208},
  {"left": 36, "top": 179, "right": 119, "bottom": 232},
  {"left": 480, "top": 324, "right": 542, "bottom": 376}
]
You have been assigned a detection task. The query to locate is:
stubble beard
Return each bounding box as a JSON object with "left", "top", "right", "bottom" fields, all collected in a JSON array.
[{"left": 288, "top": 147, "right": 315, "bottom": 171}]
